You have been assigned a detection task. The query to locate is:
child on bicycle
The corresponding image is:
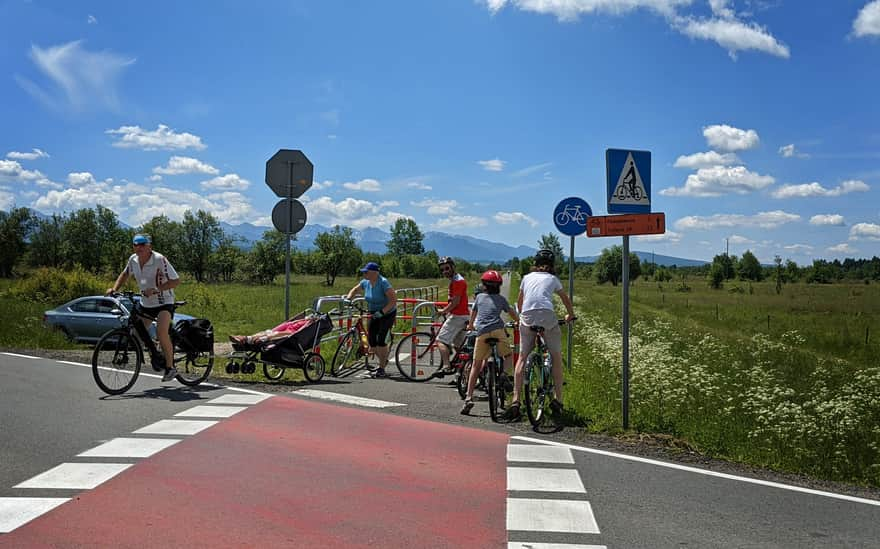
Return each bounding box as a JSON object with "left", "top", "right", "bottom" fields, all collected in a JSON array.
[
  {"left": 460, "top": 270, "right": 518, "bottom": 415},
  {"left": 503, "top": 250, "right": 575, "bottom": 421}
]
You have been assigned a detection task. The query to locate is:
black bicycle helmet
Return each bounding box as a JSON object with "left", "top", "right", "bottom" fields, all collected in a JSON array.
[
  {"left": 535, "top": 249, "right": 555, "bottom": 266},
  {"left": 438, "top": 256, "right": 455, "bottom": 267}
]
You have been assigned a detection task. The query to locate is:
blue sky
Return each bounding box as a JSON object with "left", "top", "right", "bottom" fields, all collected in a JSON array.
[{"left": 1, "top": 0, "right": 879, "bottom": 264}]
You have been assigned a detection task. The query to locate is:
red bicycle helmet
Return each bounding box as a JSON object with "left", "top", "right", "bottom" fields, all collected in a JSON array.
[{"left": 480, "top": 270, "right": 503, "bottom": 284}]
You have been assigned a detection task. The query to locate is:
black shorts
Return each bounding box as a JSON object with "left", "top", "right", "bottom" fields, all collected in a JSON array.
[
  {"left": 368, "top": 310, "right": 396, "bottom": 347},
  {"left": 140, "top": 304, "right": 175, "bottom": 320}
]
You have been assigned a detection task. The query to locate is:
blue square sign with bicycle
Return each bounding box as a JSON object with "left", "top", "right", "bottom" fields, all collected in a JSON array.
[{"left": 606, "top": 148, "right": 651, "bottom": 214}]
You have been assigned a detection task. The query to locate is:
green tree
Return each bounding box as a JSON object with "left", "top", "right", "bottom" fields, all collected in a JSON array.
[
  {"left": 774, "top": 255, "right": 784, "bottom": 294},
  {"left": 594, "top": 245, "right": 641, "bottom": 286},
  {"left": 140, "top": 215, "right": 185, "bottom": 265},
  {"left": 95, "top": 205, "right": 129, "bottom": 274},
  {"left": 27, "top": 213, "right": 65, "bottom": 269},
  {"left": 387, "top": 218, "right": 424, "bottom": 255},
  {"left": 785, "top": 259, "right": 801, "bottom": 282},
  {"left": 0, "top": 207, "right": 35, "bottom": 277},
  {"left": 243, "top": 230, "right": 286, "bottom": 284},
  {"left": 314, "top": 225, "right": 362, "bottom": 286},
  {"left": 210, "top": 235, "right": 245, "bottom": 282},
  {"left": 708, "top": 262, "right": 725, "bottom": 289},
  {"left": 738, "top": 250, "right": 763, "bottom": 281},
  {"left": 61, "top": 208, "right": 102, "bottom": 273},
  {"left": 181, "top": 210, "right": 222, "bottom": 282},
  {"left": 712, "top": 253, "right": 736, "bottom": 280}
]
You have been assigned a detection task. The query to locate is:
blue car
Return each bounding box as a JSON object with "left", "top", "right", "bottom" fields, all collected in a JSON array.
[{"left": 43, "top": 295, "right": 195, "bottom": 343}]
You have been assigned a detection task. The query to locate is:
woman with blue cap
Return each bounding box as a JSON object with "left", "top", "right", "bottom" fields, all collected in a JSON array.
[{"left": 345, "top": 262, "right": 397, "bottom": 378}]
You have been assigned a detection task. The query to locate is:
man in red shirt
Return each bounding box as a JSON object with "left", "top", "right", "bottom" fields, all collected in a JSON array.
[{"left": 436, "top": 256, "right": 469, "bottom": 374}]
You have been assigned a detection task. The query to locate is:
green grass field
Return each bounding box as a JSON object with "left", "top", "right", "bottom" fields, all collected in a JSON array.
[{"left": 3, "top": 273, "right": 879, "bottom": 486}]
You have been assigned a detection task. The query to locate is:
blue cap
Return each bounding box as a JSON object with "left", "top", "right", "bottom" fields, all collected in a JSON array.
[
  {"left": 359, "top": 261, "right": 380, "bottom": 272},
  {"left": 132, "top": 234, "right": 151, "bottom": 245}
]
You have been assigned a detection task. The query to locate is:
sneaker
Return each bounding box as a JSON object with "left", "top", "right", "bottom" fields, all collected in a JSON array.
[
  {"left": 161, "top": 367, "right": 178, "bottom": 382},
  {"left": 550, "top": 399, "right": 564, "bottom": 418},
  {"left": 501, "top": 402, "right": 521, "bottom": 421},
  {"left": 370, "top": 368, "right": 387, "bottom": 379},
  {"left": 460, "top": 399, "right": 474, "bottom": 415}
]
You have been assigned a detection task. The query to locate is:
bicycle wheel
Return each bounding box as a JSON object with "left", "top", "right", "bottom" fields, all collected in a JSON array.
[
  {"left": 331, "top": 331, "right": 358, "bottom": 376},
  {"left": 456, "top": 359, "right": 472, "bottom": 399},
  {"left": 488, "top": 356, "right": 507, "bottom": 423},
  {"left": 92, "top": 329, "right": 142, "bottom": 395},
  {"left": 175, "top": 347, "right": 214, "bottom": 386},
  {"left": 394, "top": 332, "right": 440, "bottom": 381},
  {"left": 263, "top": 361, "right": 286, "bottom": 381},
  {"left": 523, "top": 351, "right": 547, "bottom": 426},
  {"left": 302, "top": 352, "right": 325, "bottom": 383}
]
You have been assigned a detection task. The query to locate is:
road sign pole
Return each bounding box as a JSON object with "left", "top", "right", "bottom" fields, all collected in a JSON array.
[
  {"left": 284, "top": 235, "right": 291, "bottom": 320},
  {"left": 567, "top": 235, "right": 575, "bottom": 373},
  {"left": 622, "top": 235, "right": 630, "bottom": 430}
]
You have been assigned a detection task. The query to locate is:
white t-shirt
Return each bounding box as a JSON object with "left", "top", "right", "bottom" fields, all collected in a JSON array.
[
  {"left": 519, "top": 271, "right": 562, "bottom": 313},
  {"left": 124, "top": 251, "right": 179, "bottom": 308}
]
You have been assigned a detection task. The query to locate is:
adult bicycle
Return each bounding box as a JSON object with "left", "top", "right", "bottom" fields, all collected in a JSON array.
[
  {"left": 91, "top": 291, "right": 214, "bottom": 395},
  {"left": 394, "top": 322, "right": 472, "bottom": 383},
  {"left": 523, "top": 318, "right": 573, "bottom": 427},
  {"left": 330, "top": 298, "right": 393, "bottom": 376}
]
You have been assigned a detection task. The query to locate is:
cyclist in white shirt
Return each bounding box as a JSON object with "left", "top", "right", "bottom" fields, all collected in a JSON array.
[
  {"left": 107, "top": 234, "right": 181, "bottom": 382},
  {"left": 504, "top": 249, "right": 575, "bottom": 421}
]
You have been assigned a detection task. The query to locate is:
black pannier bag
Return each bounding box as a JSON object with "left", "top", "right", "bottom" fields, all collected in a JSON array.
[{"left": 175, "top": 318, "right": 214, "bottom": 352}]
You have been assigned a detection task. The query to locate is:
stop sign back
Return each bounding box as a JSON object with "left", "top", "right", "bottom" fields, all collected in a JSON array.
[{"left": 265, "top": 149, "right": 313, "bottom": 198}]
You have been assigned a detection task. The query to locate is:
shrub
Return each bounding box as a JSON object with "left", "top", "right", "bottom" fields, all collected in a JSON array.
[{"left": 9, "top": 267, "right": 106, "bottom": 304}]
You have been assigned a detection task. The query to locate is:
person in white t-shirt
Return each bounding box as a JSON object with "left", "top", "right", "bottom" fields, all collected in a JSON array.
[
  {"left": 504, "top": 249, "right": 575, "bottom": 421},
  {"left": 107, "top": 234, "right": 181, "bottom": 382}
]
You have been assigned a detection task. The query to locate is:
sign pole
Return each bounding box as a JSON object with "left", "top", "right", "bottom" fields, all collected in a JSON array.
[
  {"left": 284, "top": 235, "right": 291, "bottom": 319},
  {"left": 567, "top": 235, "right": 575, "bottom": 372},
  {"left": 622, "top": 235, "right": 630, "bottom": 430}
]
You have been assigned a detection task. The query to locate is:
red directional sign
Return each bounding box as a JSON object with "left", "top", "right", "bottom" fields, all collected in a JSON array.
[{"left": 586, "top": 212, "right": 665, "bottom": 237}]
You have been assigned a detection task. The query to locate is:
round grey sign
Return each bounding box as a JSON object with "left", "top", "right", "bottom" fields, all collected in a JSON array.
[{"left": 271, "top": 198, "right": 307, "bottom": 235}]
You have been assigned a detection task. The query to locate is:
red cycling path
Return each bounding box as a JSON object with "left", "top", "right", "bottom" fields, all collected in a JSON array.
[{"left": 4, "top": 396, "right": 508, "bottom": 548}]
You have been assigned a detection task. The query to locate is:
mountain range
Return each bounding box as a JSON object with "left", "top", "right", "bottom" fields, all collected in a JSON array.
[{"left": 219, "top": 222, "right": 708, "bottom": 267}]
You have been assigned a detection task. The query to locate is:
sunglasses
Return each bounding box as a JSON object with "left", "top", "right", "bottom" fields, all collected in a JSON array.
[
  {"left": 133, "top": 243, "right": 147, "bottom": 247},
  {"left": 440, "top": 266, "right": 452, "bottom": 273}
]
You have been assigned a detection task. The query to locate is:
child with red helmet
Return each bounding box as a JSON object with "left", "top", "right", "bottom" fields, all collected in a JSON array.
[{"left": 460, "top": 270, "right": 518, "bottom": 415}]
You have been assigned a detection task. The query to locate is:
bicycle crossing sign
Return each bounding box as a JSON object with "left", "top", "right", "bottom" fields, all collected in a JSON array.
[
  {"left": 606, "top": 149, "right": 651, "bottom": 213},
  {"left": 553, "top": 197, "right": 592, "bottom": 236}
]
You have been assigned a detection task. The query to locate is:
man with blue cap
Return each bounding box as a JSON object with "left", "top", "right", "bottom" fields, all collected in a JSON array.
[
  {"left": 345, "top": 261, "right": 397, "bottom": 378},
  {"left": 107, "top": 234, "right": 181, "bottom": 382}
]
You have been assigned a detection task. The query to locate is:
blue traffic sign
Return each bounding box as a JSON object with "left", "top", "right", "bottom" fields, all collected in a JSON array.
[
  {"left": 606, "top": 149, "right": 651, "bottom": 213},
  {"left": 554, "top": 197, "right": 592, "bottom": 236}
]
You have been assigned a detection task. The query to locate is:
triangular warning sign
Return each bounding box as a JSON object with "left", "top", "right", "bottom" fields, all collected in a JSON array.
[{"left": 610, "top": 152, "right": 649, "bottom": 205}]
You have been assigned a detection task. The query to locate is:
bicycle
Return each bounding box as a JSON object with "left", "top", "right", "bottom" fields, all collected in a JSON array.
[
  {"left": 91, "top": 291, "right": 214, "bottom": 395},
  {"left": 465, "top": 330, "right": 513, "bottom": 422},
  {"left": 554, "top": 204, "right": 589, "bottom": 227},
  {"left": 394, "top": 321, "right": 472, "bottom": 383},
  {"left": 523, "top": 318, "right": 572, "bottom": 427},
  {"left": 330, "top": 299, "right": 393, "bottom": 376}
]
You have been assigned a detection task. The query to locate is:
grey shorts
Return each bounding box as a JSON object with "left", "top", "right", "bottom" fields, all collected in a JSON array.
[
  {"left": 518, "top": 309, "right": 562, "bottom": 357},
  {"left": 437, "top": 315, "right": 468, "bottom": 350}
]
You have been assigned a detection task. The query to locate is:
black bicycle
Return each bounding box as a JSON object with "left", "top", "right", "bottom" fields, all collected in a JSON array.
[{"left": 91, "top": 291, "right": 214, "bottom": 395}]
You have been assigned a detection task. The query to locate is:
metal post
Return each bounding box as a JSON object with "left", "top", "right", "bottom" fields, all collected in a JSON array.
[
  {"left": 622, "top": 235, "right": 630, "bottom": 430},
  {"left": 567, "top": 235, "right": 575, "bottom": 372},
  {"left": 284, "top": 235, "right": 291, "bottom": 320}
]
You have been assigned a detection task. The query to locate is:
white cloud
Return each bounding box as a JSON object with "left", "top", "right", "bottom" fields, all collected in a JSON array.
[
  {"left": 311, "top": 179, "right": 334, "bottom": 190},
  {"left": 0, "top": 190, "right": 14, "bottom": 210},
  {"left": 15, "top": 40, "right": 134, "bottom": 112},
  {"left": 512, "top": 162, "right": 553, "bottom": 177},
  {"left": 673, "top": 15, "right": 790, "bottom": 59},
  {"left": 342, "top": 178, "right": 381, "bottom": 192},
  {"left": 201, "top": 173, "right": 250, "bottom": 191},
  {"left": 702, "top": 124, "right": 760, "bottom": 151},
  {"left": 850, "top": 223, "right": 880, "bottom": 241},
  {"left": 482, "top": 0, "right": 691, "bottom": 21},
  {"left": 661, "top": 165, "right": 774, "bottom": 197},
  {"left": 778, "top": 143, "right": 809, "bottom": 158},
  {"left": 6, "top": 148, "right": 49, "bottom": 161},
  {"left": 153, "top": 156, "right": 219, "bottom": 176},
  {"left": 0, "top": 159, "right": 45, "bottom": 182},
  {"left": 771, "top": 180, "right": 870, "bottom": 198},
  {"left": 33, "top": 172, "right": 124, "bottom": 211},
  {"left": 673, "top": 151, "right": 740, "bottom": 169},
  {"left": 107, "top": 124, "right": 206, "bottom": 150},
  {"left": 478, "top": 158, "right": 506, "bottom": 172},
  {"left": 828, "top": 243, "right": 858, "bottom": 255},
  {"left": 434, "top": 216, "right": 489, "bottom": 229},
  {"left": 809, "top": 214, "right": 845, "bottom": 226},
  {"left": 728, "top": 234, "right": 754, "bottom": 245},
  {"left": 87, "top": 15, "right": 97, "bottom": 24},
  {"left": 122, "top": 187, "right": 259, "bottom": 226},
  {"left": 675, "top": 210, "right": 800, "bottom": 230},
  {"left": 853, "top": 0, "right": 880, "bottom": 37},
  {"left": 634, "top": 230, "right": 681, "bottom": 243},
  {"left": 708, "top": 0, "right": 733, "bottom": 18},
  {"left": 494, "top": 211, "right": 538, "bottom": 227},
  {"left": 305, "top": 195, "right": 408, "bottom": 229},
  {"left": 148, "top": 174, "right": 162, "bottom": 182},
  {"left": 784, "top": 244, "right": 814, "bottom": 254},
  {"left": 412, "top": 199, "right": 459, "bottom": 216},
  {"left": 407, "top": 181, "right": 432, "bottom": 191}
]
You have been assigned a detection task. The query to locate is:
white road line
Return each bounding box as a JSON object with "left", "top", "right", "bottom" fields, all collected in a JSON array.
[
  {"left": 1, "top": 352, "right": 39, "bottom": 359},
  {"left": 15, "top": 463, "right": 132, "bottom": 490},
  {"left": 208, "top": 394, "right": 269, "bottom": 405},
  {"left": 77, "top": 437, "right": 180, "bottom": 458},
  {"left": 507, "top": 498, "right": 600, "bottom": 533},
  {"left": 174, "top": 405, "right": 247, "bottom": 418},
  {"left": 0, "top": 498, "right": 69, "bottom": 533},
  {"left": 508, "top": 444, "right": 574, "bottom": 464},
  {"left": 133, "top": 419, "right": 217, "bottom": 435},
  {"left": 507, "top": 541, "right": 608, "bottom": 549},
  {"left": 512, "top": 435, "right": 880, "bottom": 507},
  {"left": 508, "top": 467, "right": 586, "bottom": 493},
  {"left": 292, "top": 389, "right": 406, "bottom": 408}
]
